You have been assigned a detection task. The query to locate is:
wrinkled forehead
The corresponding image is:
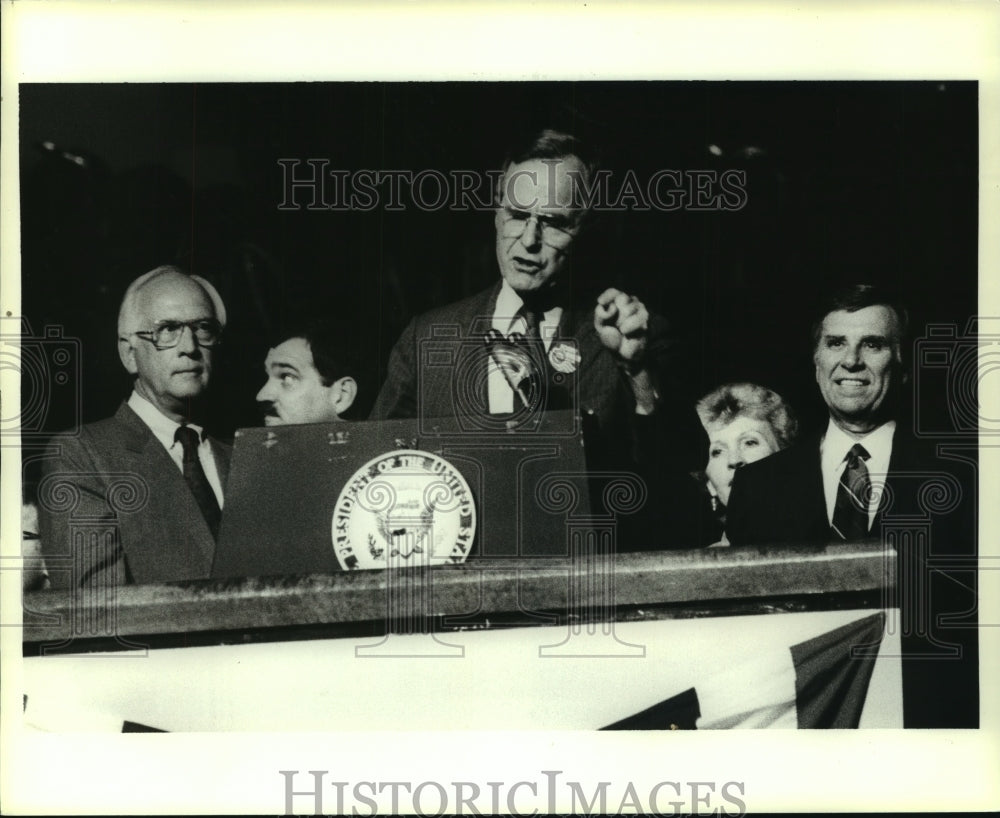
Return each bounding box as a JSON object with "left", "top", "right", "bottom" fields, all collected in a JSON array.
[
  {"left": 499, "top": 156, "right": 588, "bottom": 214},
  {"left": 265, "top": 337, "right": 316, "bottom": 370},
  {"left": 136, "top": 274, "right": 215, "bottom": 320},
  {"left": 819, "top": 305, "right": 902, "bottom": 342}
]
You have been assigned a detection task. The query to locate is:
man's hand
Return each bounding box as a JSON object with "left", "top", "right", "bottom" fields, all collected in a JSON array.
[
  {"left": 595, "top": 288, "right": 659, "bottom": 414},
  {"left": 594, "top": 288, "right": 649, "bottom": 367}
]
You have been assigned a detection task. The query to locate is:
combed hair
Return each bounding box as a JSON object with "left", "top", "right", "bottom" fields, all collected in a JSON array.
[
  {"left": 117, "top": 265, "right": 227, "bottom": 338},
  {"left": 496, "top": 128, "right": 600, "bottom": 206},
  {"left": 274, "top": 321, "right": 357, "bottom": 388},
  {"left": 695, "top": 382, "right": 799, "bottom": 451},
  {"left": 810, "top": 283, "right": 908, "bottom": 360},
  {"left": 272, "top": 320, "right": 366, "bottom": 419}
]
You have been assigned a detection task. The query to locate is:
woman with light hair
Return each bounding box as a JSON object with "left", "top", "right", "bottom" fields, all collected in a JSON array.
[{"left": 695, "top": 382, "right": 798, "bottom": 544}]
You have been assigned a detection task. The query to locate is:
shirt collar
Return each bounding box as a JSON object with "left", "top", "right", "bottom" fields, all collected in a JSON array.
[
  {"left": 128, "top": 391, "right": 206, "bottom": 449},
  {"left": 821, "top": 417, "right": 896, "bottom": 472},
  {"left": 493, "top": 280, "right": 563, "bottom": 335}
]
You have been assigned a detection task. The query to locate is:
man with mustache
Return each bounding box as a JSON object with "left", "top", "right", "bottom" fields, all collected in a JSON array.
[
  {"left": 726, "top": 283, "right": 979, "bottom": 728},
  {"left": 39, "top": 265, "right": 230, "bottom": 588},
  {"left": 256, "top": 323, "right": 358, "bottom": 426}
]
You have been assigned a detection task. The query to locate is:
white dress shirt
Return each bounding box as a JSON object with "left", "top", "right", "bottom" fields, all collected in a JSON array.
[
  {"left": 128, "top": 391, "right": 225, "bottom": 507},
  {"left": 819, "top": 418, "right": 895, "bottom": 528},
  {"left": 487, "top": 281, "right": 562, "bottom": 414}
]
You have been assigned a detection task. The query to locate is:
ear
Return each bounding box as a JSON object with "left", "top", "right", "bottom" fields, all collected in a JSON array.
[
  {"left": 118, "top": 336, "right": 139, "bottom": 376},
  {"left": 330, "top": 376, "right": 358, "bottom": 417}
]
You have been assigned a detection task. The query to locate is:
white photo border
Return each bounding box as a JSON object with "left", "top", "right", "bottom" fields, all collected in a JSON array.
[{"left": 2, "top": 1, "right": 998, "bottom": 814}]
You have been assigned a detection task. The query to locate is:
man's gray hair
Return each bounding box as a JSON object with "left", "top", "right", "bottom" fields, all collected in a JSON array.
[{"left": 117, "top": 265, "right": 227, "bottom": 338}]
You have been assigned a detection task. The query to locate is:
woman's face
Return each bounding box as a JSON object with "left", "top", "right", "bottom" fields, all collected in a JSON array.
[{"left": 704, "top": 415, "right": 780, "bottom": 507}]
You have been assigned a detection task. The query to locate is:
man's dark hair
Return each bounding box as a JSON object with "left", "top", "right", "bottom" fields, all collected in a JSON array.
[
  {"left": 810, "top": 283, "right": 909, "bottom": 361},
  {"left": 498, "top": 128, "right": 601, "bottom": 207},
  {"left": 504, "top": 129, "right": 599, "bottom": 174},
  {"left": 271, "top": 320, "right": 365, "bottom": 416}
]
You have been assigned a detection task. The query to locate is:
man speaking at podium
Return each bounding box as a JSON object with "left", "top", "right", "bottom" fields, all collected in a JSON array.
[
  {"left": 373, "top": 130, "right": 669, "bottom": 451},
  {"left": 371, "top": 129, "right": 706, "bottom": 548}
]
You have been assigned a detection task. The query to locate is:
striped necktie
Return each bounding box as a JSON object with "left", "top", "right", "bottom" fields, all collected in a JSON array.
[{"left": 831, "top": 442, "right": 872, "bottom": 541}]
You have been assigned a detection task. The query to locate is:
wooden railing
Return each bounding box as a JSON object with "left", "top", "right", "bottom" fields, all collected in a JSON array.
[{"left": 22, "top": 542, "right": 893, "bottom": 653}]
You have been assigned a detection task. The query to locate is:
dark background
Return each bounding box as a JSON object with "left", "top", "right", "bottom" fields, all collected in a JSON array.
[{"left": 19, "top": 81, "right": 978, "bottom": 462}]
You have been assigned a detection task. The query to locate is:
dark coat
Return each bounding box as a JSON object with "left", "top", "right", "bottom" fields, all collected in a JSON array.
[
  {"left": 726, "top": 426, "right": 979, "bottom": 728},
  {"left": 371, "top": 283, "right": 714, "bottom": 549}
]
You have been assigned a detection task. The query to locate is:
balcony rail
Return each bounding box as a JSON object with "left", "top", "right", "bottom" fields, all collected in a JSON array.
[{"left": 21, "top": 542, "right": 894, "bottom": 654}]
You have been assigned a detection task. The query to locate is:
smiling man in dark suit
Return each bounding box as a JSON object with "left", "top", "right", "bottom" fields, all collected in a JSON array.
[
  {"left": 727, "top": 284, "right": 910, "bottom": 545},
  {"left": 39, "top": 265, "right": 231, "bottom": 588},
  {"left": 726, "top": 283, "right": 979, "bottom": 728},
  {"left": 370, "top": 129, "right": 707, "bottom": 548}
]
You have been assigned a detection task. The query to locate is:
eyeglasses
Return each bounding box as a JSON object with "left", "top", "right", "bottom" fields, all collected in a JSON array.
[
  {"left": 129, "top": 319, "right": 222, "bottom": 349},
  {"left": 497, "top": 205, "right": 580, "bottom": 249}
]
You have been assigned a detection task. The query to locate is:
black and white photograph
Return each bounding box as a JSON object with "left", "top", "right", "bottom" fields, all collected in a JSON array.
[{"left": 2, "top": 3, "right": 998, "bottom": 815}]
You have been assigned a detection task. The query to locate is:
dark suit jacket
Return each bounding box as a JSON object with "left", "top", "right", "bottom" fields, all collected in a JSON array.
[
  {"left": 726, "top": 425, "right": 979, "bottom": 728},
  {"left": 372, "top": 283, "right": 678, "bottom": 459},
  {"left": 725, "top": 428, "right": 975, "bottom": 548},
  {"left": 370, "top": 283, "right": 714, "bottom": 549},
  {"left": 38, "top": 402, "right": 231, "bottom": 589}
]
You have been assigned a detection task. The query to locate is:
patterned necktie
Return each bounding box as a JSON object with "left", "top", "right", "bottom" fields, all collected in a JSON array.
[
  {"left": 522, "top": 305, "right": 551, "bottom": 366},
  {"left": 522, "top": 306, "right": 551, "bottom": 406},
  {"left": 831, "top": 442, "right": 872, "bottom": 541},
  {"left": 174, "top": 425, "right": 221, "bottom": 540}
]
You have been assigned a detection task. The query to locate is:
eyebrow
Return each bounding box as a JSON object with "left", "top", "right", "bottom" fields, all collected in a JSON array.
[
  {"left": 503, "top": 200, "right": 579, "bottom": 218},
  {"left": 266, "top": 361, "right": 300, "bottom": 374},
  {"left": 822, "top": 333, "right": 891, "bottom": 344}
]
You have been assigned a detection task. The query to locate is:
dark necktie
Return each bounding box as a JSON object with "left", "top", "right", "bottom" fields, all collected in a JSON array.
[
  {"left": 831, "top": 442, "right": 872, "bottom": 541},
  {"left": 513, "top": 306, "right": 546, "bottom": 410},
  {"left": 174, "top": 425, "right": 221, "bottom": 540}
]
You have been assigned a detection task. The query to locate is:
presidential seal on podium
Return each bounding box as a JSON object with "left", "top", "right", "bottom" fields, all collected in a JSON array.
[{"left": 331, "top": 450, "right": 476, "bottom": 570}]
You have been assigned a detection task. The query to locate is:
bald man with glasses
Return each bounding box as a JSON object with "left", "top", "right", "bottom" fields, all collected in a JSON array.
[{"left": 39, "top": 265, "right": 232, "bottom": 588}]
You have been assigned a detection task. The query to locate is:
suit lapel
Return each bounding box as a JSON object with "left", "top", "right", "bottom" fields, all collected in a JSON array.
[
  {"left": 113, "top": 402, "right": 217, "bottom": 574},
  {"left": 802, "top": 443, "right": 831, "bottom": 539},
  {"left": 212, "top": 439, "right": 232, "bottom": 492},
  {"left": 469, "top": 283, "right": 502, "bottom": 335},
  {"left": 873, "top": 429, "right": 922, "bottom": 529},
  {"left": 779, "top": 438, "right": 830, "bottom": 541},
  {"left": 561, "top": 304, "right": 610, "bottom": 413},
  {"left": 115, "top": 400, "right": 158, "bottom": 454},
  {"left": 473, "top": 285, "right": 502, "bottom": 413}
]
